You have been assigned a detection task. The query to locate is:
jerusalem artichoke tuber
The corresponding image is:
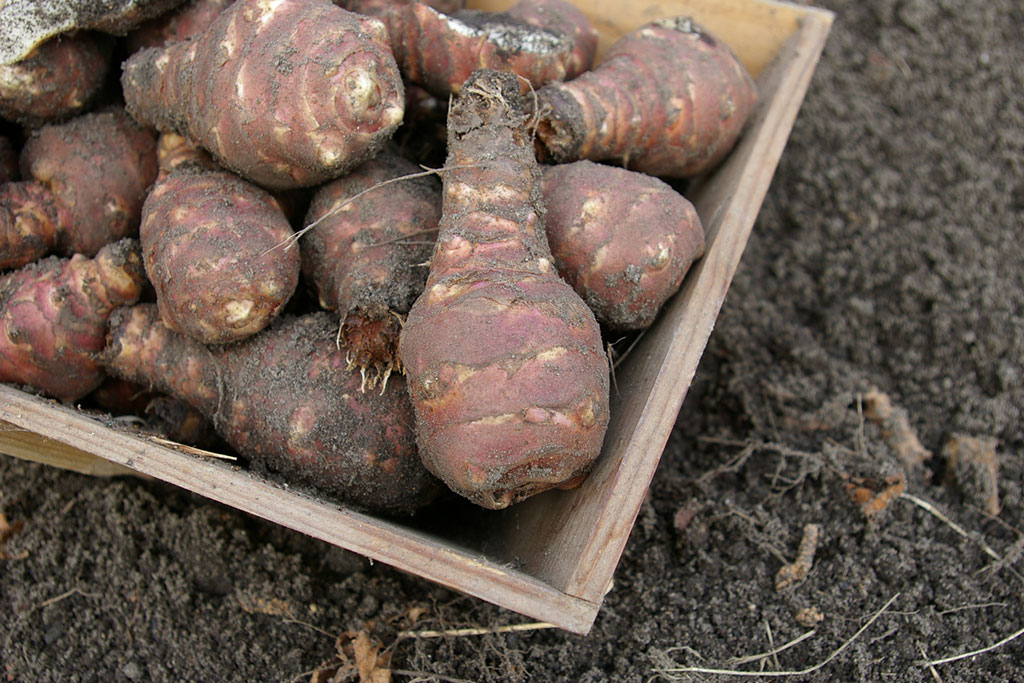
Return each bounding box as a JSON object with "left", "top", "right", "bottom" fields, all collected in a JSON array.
[
  {"left": 0, "top": 109, "right": 158, "bottom": 270},
  {"left": 0, "top": 238, "right": 146, "bottom": 402},
  {"left": 141, "top": 134, "right": 299, "bottom": 345},
  {"left": 345, "top": 0, "right": 587, "bottom": 97},
  {"left": 103, "top": 304, "right": 441, "bottom": 514},
  {"left": 0, "top": 33, "right": 112, "bottom": 128},
  {"left": 301, "top": 148, "right": 439, "bottom": 387},
  {"left": 533, "top": 17, "right": 758, "bottom": 178},
  {"left": 399, "top": 69, "right": 610, "bottom": 510},
  {"left": 121, "top": 0, "right": 405, "bottom": 191},
  {"left": 542, "top": 160, "right": 705, "bottom": 330}
]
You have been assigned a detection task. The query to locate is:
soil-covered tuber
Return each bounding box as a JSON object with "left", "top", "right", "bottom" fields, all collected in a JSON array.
[
  {"left": 0, "top": 0, "right": 187, "bottom": 65},
  {"left": 301, "top": 148, "right": 439, "bottom": 388},
  {"left": 103, "top": 304, "right": 441, "bottom": 514},
  {"left": 399, "top": 69, "right": 610, "bottom": 510},
  {"left": 121, "top": 0, "right": 405, "bottom": 191},
  {"left": 345, "top": 0, "right": 590, "bottom": 97},
  {"left": 0, "top": 108, "right": 158, "bottom": 270},
  {"left": 0, "top": 33, "right": 112, "bottom": 128},
  {"left": 542, "top": 160, "right": 705, "bottom": 330},
  {"left": 0, "top": 238, "right": 146, "bottom": 402},
  {"left": 533, "top": 17, "right": 758, "bottom": 178},
  {"left": 141, "top": 134, "right": 299, "bottom": 345}
]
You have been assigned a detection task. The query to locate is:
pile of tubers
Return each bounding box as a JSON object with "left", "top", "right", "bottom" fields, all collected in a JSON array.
[{"left": 0, "top": 0, "right": 757, "bottom": 514}]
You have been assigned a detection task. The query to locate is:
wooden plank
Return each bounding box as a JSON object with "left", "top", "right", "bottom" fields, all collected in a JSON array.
[
  {"left": 496, "top": 9, "right": 834, "bottom": 602},
  {"left": 0, "top": 385, "right": 600, "bottom": 633},
  {"left": 468, "top": 0, "right": 808, "bottom": 78},
  {"left": 0, "top": 419, "right": 141, "bottom": 477}
]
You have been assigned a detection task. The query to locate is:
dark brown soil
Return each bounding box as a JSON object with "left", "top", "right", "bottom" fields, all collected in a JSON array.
[{"left": 3, "top": 0, "right": 1023, "bottom": 680}]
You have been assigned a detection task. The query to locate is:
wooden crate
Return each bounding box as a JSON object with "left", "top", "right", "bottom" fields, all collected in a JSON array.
[{"left": 0, "top": 0, "right": 833, "bottom": 634}]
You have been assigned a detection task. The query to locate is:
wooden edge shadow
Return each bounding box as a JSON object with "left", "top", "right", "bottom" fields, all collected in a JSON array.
[{"left": 495, "top": 8, "right": 834, "bottom": 613}]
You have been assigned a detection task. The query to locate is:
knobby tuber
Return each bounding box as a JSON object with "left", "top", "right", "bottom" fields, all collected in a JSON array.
[
  {"left": 0, "top": 0, "right": 185, "bottom": 65},
  {"left": 141, "top": 134, "right": 299, "bottom": 344},
  {"left": 301, "top": 148, "right": 439, "bottom": 388},
  {"left": 345, "top": 0, "right": 589, "bottom": 97},
  {"left": 0, "top": 32, "right": 112, "bottom": 128},
  {"left": 121, "top": 0, "right": 405, "bottom": 191},
  {"left": 103, "top": 304, "right": 441, "bottom": 514},
  {"left": 0, "top": 108, "right": 158, "bottom": 270},
  {"left": 533, "top": 16, "right": 758, "bottom": 178},
  {"left": 0, "top": 238, "right": 146, "bottom": 402},
  {"left": 399, "top": 69, "right": 610, "bottom": 510},
  {"left": 542, "top": 160, "right": 705, "bottom": 330}
]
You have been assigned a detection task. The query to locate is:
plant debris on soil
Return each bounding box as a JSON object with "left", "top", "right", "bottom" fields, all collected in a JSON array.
[{"left": 2, "top": 0, "right": 1023, "bottom": 680}]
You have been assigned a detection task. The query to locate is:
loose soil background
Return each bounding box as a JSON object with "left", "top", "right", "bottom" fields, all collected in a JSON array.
[{"left": 2, "top": 0, "right": 1023, "bottom": 680}]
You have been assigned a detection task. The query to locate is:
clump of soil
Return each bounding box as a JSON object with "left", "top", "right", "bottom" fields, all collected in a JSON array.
[{"left": 2, "top": 0, "right": 1023, "bottom": 680}]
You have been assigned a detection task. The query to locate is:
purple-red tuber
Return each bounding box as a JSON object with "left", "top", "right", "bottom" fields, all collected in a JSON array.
[
  {"left": 301, "top": 148, "right": 439, "bottom": 387},
  {"left": 533, "top": 16, "right": 758, "bottom": 178},
  {"left": 399, "top": 69, "right": 610, "bottom": 510},
  {"left": 542, "top": 160, "right": 705, "bottom": 330},
  {"left": 103, "top": 304, "right": 440, "bottom": 514},
  {"left": 0, "top": 238, "right": 146, "bottom": 402},
  {"left": 121, "top": 0, "right": 405, "bottom": 190}
]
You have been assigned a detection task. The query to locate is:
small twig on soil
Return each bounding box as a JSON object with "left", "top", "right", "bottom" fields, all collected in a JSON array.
[
  {"left": 899, "top": 493, "right": 1000, "bottom": 561},
  {"left": 650, "top": 593, "right": 899, "bottom": 679},
  {"left": 917, "top": 624, "right": 1024, "bottom": 668},
  {"left": 726, "top": 629, "right": 817, "bottom": 667},
  {"left": 918, "top": 643, "right": 944, "bottom": 683},
  {"left": 765, "top": 620, "right": 779, "bottom": 670},
  {"left": 937, "top": 601, "right": 1008, "bottom": 616},
  {"left": 397, "top": 622, "right": 555, "bottom": 639},
  {"left": 37, "top": 586, "right": 100, "bottom": 608}
]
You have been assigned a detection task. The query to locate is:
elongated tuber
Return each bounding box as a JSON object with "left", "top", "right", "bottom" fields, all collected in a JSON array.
[
  {"left": 302, "top": 148, "right": 439, "bottom": 387},
  {"left": 345, "top": 0, "right": 583, "bottom": 97},
  {"left": 141, "top": 134, "right": 299, "bottom": 344},
  {"left": 542, "top": 160, "right": 705, "bottom": 330},
  {"left": 0, "top": 238, "right": 146, "bottom": 402},
  {"left": 0, "top": 108, "right": 158, "bottom": 270},
  {"left": 103, "top": 304, "right": 441, "bottom": 514},
  {"left": 0, "top": 33, "right": 112, "bottom": 128},
  {"left": 533, "top": 17, "right": 758, "bottom": 178},
  {"left": 121, "top": 0, "right": 405, "bottom": 190},
  {"left": 399, "top": 69, "right": 610, "bottom": 510}
]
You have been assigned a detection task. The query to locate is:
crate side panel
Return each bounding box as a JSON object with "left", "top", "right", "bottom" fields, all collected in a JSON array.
[{"left": 495, "top": 12, "right": 833, "bottom": 603}]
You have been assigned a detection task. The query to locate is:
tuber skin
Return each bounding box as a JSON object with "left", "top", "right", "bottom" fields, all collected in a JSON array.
[
  {"left": 103, "top": 304, "right": 441, "bottom": 514},
  {"left": 141, "top": 134, "right": 300, "bottom": 345},
  {"left": 301, "top": 148, "right": 440, "bottom": 388},
  {"left": 121, "top": 0, "right": 406, "bottom": 191},
  {"left": 505, "top": 0, "right": 598, "bottom": 80},
  {"left": 541, "top": 160, "right": 705, "bottom": 330},
  {"left": 0, "top": 238, "right": 146, "bottom": 402},
  {"left": 533, "top": 16, "right": 758, "bottom": 178},
  {"left": 0, "top": 108, "right": 159, "bottom": 270},
  {"left": 345, "top": 0, "right": 579, "bottom": 97},
  {"left": 399, "top": 69, "right": 610, "bottom": 510},
  {"left": 0, "top": 33, "right": 112, "bottom": 128},
  {"left": 125, "top": 0, "right": 237, "bottom": 52}
]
